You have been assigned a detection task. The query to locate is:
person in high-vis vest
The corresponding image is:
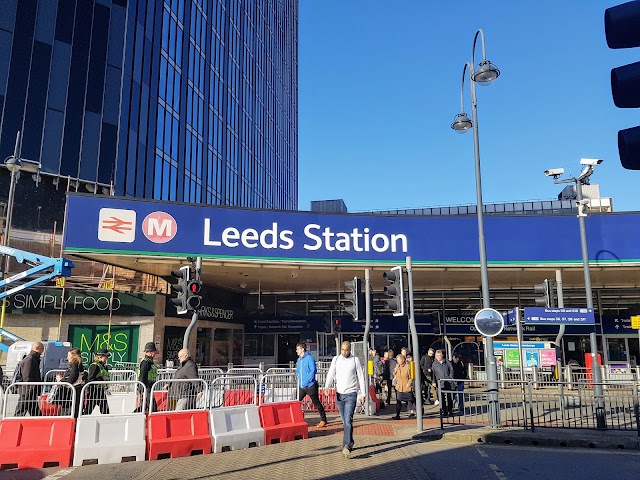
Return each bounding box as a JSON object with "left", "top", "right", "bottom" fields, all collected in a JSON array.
[
  {"left": 83, "top": 348, "right": 111, "bottom": 415},
  {"left": 137, "top": 342, "right": 159, "bottom": 412}
]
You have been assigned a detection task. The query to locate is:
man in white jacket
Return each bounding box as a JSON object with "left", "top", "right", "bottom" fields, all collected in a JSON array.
[{"left": 324, "top": 341, "right": 366, "bottom": 458}]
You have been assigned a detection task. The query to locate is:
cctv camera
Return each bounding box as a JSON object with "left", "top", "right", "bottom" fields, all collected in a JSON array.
[
  {"left": 544, "top": 168, "right": 565, "bottom": 177},
  {"left": 580, "top": 158, "right": 603, "bottom": 166},
  {"left": 576, "top": 199, "right": 589, "bottom": 206}
]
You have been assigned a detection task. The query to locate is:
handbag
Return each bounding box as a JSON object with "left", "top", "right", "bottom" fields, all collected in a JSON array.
[{"left": 73, "top": 371, "right": 87, "bottom": 387}]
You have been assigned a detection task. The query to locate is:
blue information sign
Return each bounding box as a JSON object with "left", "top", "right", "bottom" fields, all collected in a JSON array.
[
  {"left": 501, "top": 308, "right": 517, "bottom": 326},
  {"left": 523, "top": 307, "right": 595, "bottom": 325}
]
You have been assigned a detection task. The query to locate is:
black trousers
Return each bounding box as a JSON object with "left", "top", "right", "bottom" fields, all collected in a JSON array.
[
  {"left": 385, "top": 380, "right": 395, "bottom": 404},
  {"left": 298, "top": 382, "right": 327, "bottom": 422},
  {"left": 15, "top": 388, "right": 41, "bottom": 417},
  {"left": 439, "top": 383, "right": 454, "bottom": 415},
  {"left": 83, "top": 386, "right": 110, "bottom": 415}
]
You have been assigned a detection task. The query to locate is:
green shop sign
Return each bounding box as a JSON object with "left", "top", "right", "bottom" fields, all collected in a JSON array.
[
  {"left": 68, "top": 324, "right": 140, "bottom": 364},
  {"left": 7, "top": 288, "right": 155, "bottom": 316}
]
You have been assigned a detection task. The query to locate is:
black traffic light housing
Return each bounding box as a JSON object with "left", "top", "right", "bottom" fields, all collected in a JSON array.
[
  {"left": 334, "top": 318, "right": 341, "bottom": 333},
  {"left": 170, "top": 266, "right": 190, "bottom": 314},
  {"left": 605, "top": 1, "right": 640, "bottom": 169},
  {"left": 170, "top": 266, "right": 202, "bottom": 314},
  {"left": 342, "top": 277, "right": 363, "bottom": 320},
  {"left": 534, "top": 279, "right": 555, "bottom": 308},
  {"left": 383, "top": 266, "right": 405, "bottom": 316}
]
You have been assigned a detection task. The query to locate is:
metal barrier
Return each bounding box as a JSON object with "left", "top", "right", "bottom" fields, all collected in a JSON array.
[
  {"left": 2, "top": 382, "right": 76, "bottom": 418},
  {"left": 79, "top": 380, "right": 146, "bottom": 416},
  {"left": 198, "top": 367, "right": 225, "bottom": 383},
  {"left": 149, "top": 378, "right": 208, "bottom": 413},
  {"left": 111, "top": 362, "right": 139, "bottom": 371},
  {"left": 441, "top": 379, "right": 640, "bottom": 434},
  {"left": 157, "top": 368, "right": 177, "bottom": 381},
  {"left": 210, "top": 375, "right": 258, "bottom": 408},
  {"left": 44, "top": 369, "right": 67, "bottom": 383},
  {"left": 259, "top": 373, "right": 297, "bottom": 405}
]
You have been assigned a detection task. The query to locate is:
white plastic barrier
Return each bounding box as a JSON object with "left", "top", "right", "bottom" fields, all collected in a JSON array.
[
  {"left": 72, "top": 381, "right": 147, "bottom": 466},
  {"left": 209, "top": 405, "right": 264, "bottom": 453},
  {"left": 73, "top": 414, "right": 146, "bottom": 466}
]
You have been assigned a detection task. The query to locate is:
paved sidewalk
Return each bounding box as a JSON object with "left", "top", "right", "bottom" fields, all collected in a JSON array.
[{"left": 2, "top": 402, "right": 639, "bottom": 480}]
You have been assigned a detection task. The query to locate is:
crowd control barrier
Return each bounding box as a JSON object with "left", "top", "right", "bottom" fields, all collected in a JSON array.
[
  {"left": 209, "top": 405, "right": 265, "bottom": 453},
  {"left": 259, "top": 373, "right": 297, "bottom": 405},
  {"left": 211, "top": 375, "right": 259, "bottom": 408},
  {"left": 0, "top": 382, "right": 76, "bottom": 470},
  {"left": 258, "top": 400, "right": 308, "bottom": 444},
  {"left": 146, "top": 379, "right": 212, "bottom": 460},
  {"left": 73, "top": 381, "right": 147, "bottom": 466}
]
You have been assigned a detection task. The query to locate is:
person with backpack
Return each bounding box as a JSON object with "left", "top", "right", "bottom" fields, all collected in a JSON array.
[
  {"left": 83, "top": 349, "right": 111, "bottom": 415},
  {"left": 14, "top": 342, "right": 44, "bottom": 417},
  {"left": 324, "top": 341, "right": 366, "bottom": 459},
  {"left": 452, "top": 354, "right": 467, "bottom": 412}
]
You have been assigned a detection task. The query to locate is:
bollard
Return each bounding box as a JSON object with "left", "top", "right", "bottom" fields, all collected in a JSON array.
[
  {"left": 259, "top": 362, "right": 265, "bottom": 373},
  {"left": 227, "top": 363, "right": 233, "bottom": 373},
  {"left": 498, "top": 363, "right": 505, "bottom": 389},
  {"left": 565, "top": 365, "right": 573, "bottom": 390},
  {"left": 532, "top": 367, "right": 539, "bottom": 390},
  {"left": 468, "top": 363, "right": 474, "bottom": 381},
  {"left": 289, "top": 361, "right": 295, "bottom": 370}
]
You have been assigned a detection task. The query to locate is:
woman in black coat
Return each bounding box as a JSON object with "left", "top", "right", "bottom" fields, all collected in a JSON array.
[{"left": 59, "top": 348, "right": 85, "bottom": 418}]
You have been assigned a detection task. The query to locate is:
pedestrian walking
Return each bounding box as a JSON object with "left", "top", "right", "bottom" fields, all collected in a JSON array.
[
  {"left": 324, "top": 341, "right": 366, "bottom": 459},
  {"left": 136, "top": 342, "right": 159, "bottom": 412},
  {"left": 420, "top": 348, "right": 435, "bottom": 404},
  {"left": 84, "top": 349, "right": 111, "bottom": 415},
  {"left": 170, "top": 348, "right": 200, "bottom": 410},
  {"left": 391, "top": 354, "right": 415, "bottom": 419},
  {"left": 14, "top": 342, "right": 44, "bottom": 417},
  {"left": 295, "top": 342, "right": 327, "bottom": 427},
  {"left": 382, "top": 349, "right": 397, "bottom": 405},
  {"left": 452, "top": 354, "right": 467, "bottom": 412},
  {"left": 431, "top": 350, "right": 454, "bottom": 416}
]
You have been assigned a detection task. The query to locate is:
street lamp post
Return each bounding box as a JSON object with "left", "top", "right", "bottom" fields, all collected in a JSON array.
[
  {"left": 544, "top": 158, "right": 606, "bottom": 429},
  {"left": 451, "top": 29, "right": 501, "bottom": 427}
]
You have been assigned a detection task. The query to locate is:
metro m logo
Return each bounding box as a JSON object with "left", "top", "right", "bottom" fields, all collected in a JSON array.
[{"left": 142, "top": 211, "right": 178, "bottom": 243}]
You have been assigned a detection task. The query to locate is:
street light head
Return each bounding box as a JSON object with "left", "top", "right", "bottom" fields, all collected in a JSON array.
[
  {"left": 4, "top": 156, "right": 22, "bottom": 173},
  {"left": 451, "top": 113, "right": 473, "bottom": 133},
  {"left": 471, "top": 60, "right": 500, "bottom": 86},
  {"left": 580, "top": 158, "right": 603, "bottom": 166},
  {"left": 544, "top": 168, "right": 565, "bottom": 178}
]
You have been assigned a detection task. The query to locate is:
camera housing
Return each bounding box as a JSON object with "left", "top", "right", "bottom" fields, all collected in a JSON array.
[
  {"left": 544, "top": 168, "right": 565, "bottom": 177},
  {"left": 580, "top": 158, "right": 603, "bottom": 166}
]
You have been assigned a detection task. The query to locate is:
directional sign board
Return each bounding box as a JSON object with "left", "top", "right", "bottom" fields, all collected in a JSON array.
[
  {"left": 474, "top": 308, "right": 504, "bottom": 337},
  {"left": 501, "top": 308, "right": 517, "bottom": 326},
  {"left": 523, "top": 307, "right": 595, "bottom": 325},
  {"left": 631, "top": 315, "right": 640, "bottom": 330}
]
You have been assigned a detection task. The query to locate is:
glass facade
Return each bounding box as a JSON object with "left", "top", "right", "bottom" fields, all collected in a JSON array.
[{"left": 0, "top": 0, "right": 298, "bottom": 216}]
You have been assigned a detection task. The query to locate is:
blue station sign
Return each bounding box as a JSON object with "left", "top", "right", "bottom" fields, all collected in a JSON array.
[
  {"left": 63, "top": 194, "right": 640, "bottom": 266},
  {"left": 524, "top": 307, "right": 596, "bottom": 325}
]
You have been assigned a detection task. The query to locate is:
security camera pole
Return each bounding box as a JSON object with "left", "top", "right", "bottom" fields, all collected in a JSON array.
[{"left": 545, "top": 158, "right": 606, "bottom": 429}]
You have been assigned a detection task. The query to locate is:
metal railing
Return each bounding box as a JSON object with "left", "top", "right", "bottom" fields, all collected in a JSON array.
[{"left": 439, "top": 378, "right": 640, "bottom": 435}]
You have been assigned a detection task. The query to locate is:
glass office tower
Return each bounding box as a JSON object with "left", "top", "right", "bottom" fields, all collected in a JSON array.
[{"left": 0, "top": 0, "right": 298, "bottom": 230}]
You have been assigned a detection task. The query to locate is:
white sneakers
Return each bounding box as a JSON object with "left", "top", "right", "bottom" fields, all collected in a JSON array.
[
  {"left": 342, "top": 446, "right": 351, "bottom": 458},
  {"left": 434, "top": 400, "right": 440, "bottom": 405}
]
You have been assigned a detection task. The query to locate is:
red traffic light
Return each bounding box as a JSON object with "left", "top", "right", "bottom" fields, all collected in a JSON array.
[{"left": 188, "top": 280, "right": 201, "bottom": 294}]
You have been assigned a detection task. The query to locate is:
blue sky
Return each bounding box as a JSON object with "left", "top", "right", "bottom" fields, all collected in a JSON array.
[{"left": 297, "top": 1, "right": 639, "bottom": 213}]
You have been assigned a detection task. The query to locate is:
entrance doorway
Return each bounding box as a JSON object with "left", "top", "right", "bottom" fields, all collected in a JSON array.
[{"left": 277, "top": 334, "right": 299, "bottom": 366}]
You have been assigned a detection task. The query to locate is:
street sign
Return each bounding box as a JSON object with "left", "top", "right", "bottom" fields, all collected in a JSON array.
[
  {"left": 473, "top": 308, "right": 504, "bottom": 337},
  {"left": 523, "top": 307, "right": 595, "bottom": 325},
  {"left": 501, "top": 308, "right": 517, "bottom": 326},
  {"left": 631, "top": 315, "right": 640, "bottom": 329}
]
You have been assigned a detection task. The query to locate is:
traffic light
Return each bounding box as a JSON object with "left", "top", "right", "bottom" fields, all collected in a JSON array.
[
  {"left": 605, "top": 1, "right": 640, "bottom": 169},
  {"left": 534, "top": 279, "right": 555, "bottom": 308},
  {"left": 334, "top": 318, "right": 341, "bottom": 333},
  {"left": 186, "top": 277, "right": 202, "bottom": 310},
  {"left": 170, "top": 266, "right": 190, "bottom": 314},
  {"left": 342, "top": 277, "right": 362, "bottom": 320},
  {"left": 383, "top": 266, "right": 405, "bottom": 316}
]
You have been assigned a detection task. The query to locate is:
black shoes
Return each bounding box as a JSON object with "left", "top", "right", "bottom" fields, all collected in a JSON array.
[{"left": 391, "top": 415, "right": 400, "bottom": 420}]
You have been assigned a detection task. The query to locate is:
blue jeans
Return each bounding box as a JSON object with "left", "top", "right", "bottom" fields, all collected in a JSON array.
[{"left": 336, "top": 392, "right": 357, "bottom": 449}]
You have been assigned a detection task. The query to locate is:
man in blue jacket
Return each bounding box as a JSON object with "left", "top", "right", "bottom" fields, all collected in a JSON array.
[{"left": 295, "top": 342, "right": 327, "bottom": 427}]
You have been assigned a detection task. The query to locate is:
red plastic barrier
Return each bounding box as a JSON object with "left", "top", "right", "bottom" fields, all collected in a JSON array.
[
  {"left": 153, "top": 391, "right": 169, "bottom": 411},
  {"left": 258, "top": 401, "right": 308, "bottom": 444},
  {"left": 368, "top": 385, "right": 380, "bottom": 411},
  {"left": 224, "top": 389, "right": 260, "bottom": 406},
  {"left": 146, "top": 411, "right": 212, "bottom": 460},
  {"left": 39, "top": 394, "right": 62, "bottom": 416},
  {"left": 303, "top": 388, "right": 338, "bottom": 412},
  {"left": 0, "top": 418, "right": 75, "bottom": 469}
]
